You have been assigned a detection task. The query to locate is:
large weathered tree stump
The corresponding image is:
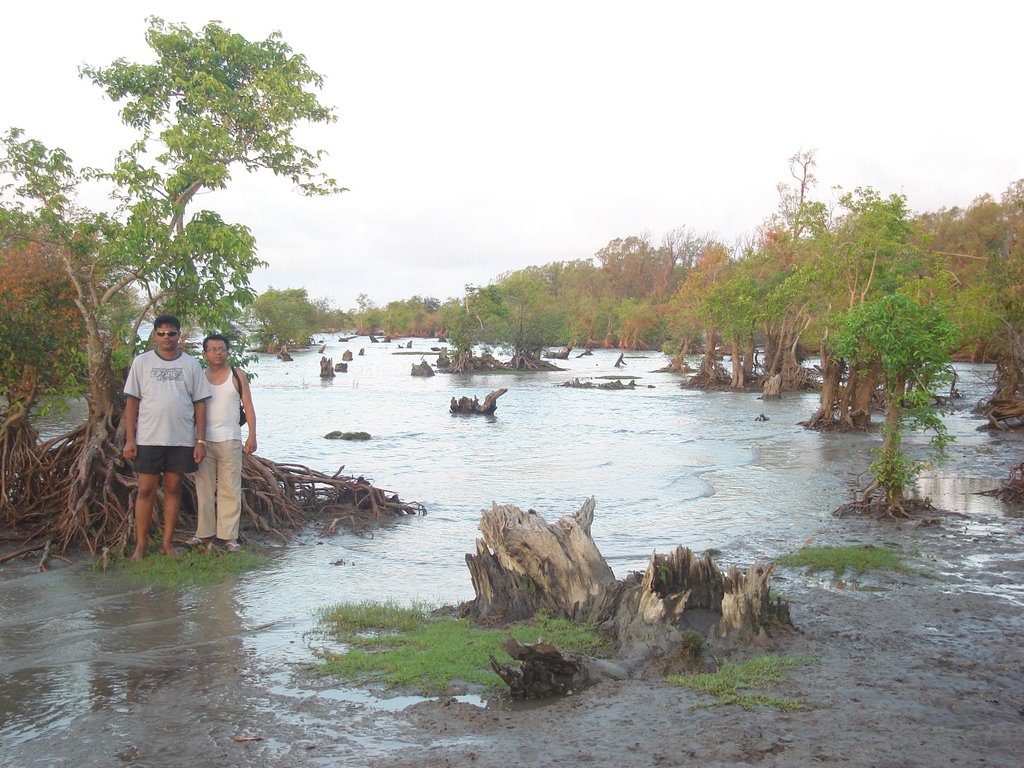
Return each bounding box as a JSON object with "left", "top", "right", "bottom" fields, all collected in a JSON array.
[
  {"left": 320, "top": 356, "right": 335, "bottom": 378},
  {"left": 461, "top": 498, "right": 792, "bottom": 697},
  {"left": 450, "top": 388, "right": 507, "bottom": 415}
]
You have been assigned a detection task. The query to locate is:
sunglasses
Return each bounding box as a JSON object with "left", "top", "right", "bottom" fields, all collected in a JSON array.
[{"left": 155, "top": 331, "right": 179, "bottom": 337}]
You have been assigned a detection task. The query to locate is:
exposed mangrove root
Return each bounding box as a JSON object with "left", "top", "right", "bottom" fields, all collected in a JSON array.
[
  {"left": 982, "top": 461, "right": 1024, "bottom": 505},
  {"left": 2, "top": 424, "right": 425, "bottom": 556},
  {"left": 833, "top": 495, "right": 936, "bottom": 521}
]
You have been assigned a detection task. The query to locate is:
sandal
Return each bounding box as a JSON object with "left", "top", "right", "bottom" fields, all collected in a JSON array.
[
  {"left": 185, "top": 535, "right": 206, "bottom": 548},
  {"left": 226, "top": 542, "right": 243, "bottom": 554}
]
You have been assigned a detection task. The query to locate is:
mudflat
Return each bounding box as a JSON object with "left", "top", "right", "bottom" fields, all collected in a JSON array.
[{"left": 3, "top": 507, "right": 1022, "bottom": 768}]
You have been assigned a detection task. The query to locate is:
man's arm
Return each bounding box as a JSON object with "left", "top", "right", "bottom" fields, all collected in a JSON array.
[
  {"left": 123, "top": 396, "right": 140, "bottom": 460},
  {"left": 238, "top": 370, "right": 258, "bottom": 455},
  {"left": 193, "top": 398, "right": 208, "bottom": 464}
]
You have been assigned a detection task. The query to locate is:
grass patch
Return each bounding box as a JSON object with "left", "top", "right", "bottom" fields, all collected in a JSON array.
[
  {"left": 102, "top": 548, "right": 268, "bottom": 588},
  {"left": 775, "top": 545, "right": 918, "bottom": 577},
  {"left": 313, "top": 601, "right": 614, "bottom": 694},
  {"left": 666, "top": 654, "right": 819, "bottom": 710}
]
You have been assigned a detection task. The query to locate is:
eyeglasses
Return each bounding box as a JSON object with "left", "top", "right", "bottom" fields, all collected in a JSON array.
[{"left": 155, "top": 331, "right": 179, "bottom": 337}]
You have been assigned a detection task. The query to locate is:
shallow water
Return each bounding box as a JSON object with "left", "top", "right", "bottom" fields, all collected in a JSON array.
[{"left": 2, "top": 342, "right": 1021, "bottom": 761}]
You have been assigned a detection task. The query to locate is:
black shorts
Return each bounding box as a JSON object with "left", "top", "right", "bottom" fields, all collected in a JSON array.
[{"left": 134, "top": 445, "right": 198, "bottom": 475}]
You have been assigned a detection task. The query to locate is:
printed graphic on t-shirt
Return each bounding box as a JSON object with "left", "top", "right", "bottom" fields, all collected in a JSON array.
[{"left": 151, "top": 368, "right": 185, "bottom": 381}]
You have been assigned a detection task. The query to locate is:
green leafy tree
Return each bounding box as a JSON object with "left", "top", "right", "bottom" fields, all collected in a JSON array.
[
  {"left": 833, "top": 293, "right": 959, "bottom": 515},
  {"left": 488, "top": 270, "right": 567, "bottom": 368},
  {"left": 0, "top": 17, "right": 341, "bottom": 551},
  {"left": 248, "top": 288, "right": 322, "bottom": 349}
]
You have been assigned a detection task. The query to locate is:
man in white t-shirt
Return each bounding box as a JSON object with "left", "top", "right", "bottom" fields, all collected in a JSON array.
[{"left": 122, "top": 314, "right": 212, "bottom": 559}]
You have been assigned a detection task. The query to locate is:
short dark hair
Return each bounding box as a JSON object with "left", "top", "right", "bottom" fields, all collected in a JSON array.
[
  {"left": 203, "top": 333, "right": 231, "bottom": 351},
  {"left": 153, "top": 313, "right": 181, "bottom": 331}
]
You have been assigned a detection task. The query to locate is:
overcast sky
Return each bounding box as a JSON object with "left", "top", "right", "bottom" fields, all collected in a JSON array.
[{"left": 4, "top": 1, "right": 1021, "bottom": 311}]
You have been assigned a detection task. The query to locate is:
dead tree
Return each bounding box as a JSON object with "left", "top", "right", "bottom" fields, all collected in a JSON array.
[
  {"left": 462, "top": 499, "right": 791, "bottom": 697},
  {"left": 450, "top": 388, "right": 508, "bottom": 415}
]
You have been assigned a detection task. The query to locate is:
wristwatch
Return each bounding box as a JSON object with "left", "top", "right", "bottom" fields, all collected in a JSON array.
[{"left": 197, "top": 440, "right": 207, "bottom": 445}]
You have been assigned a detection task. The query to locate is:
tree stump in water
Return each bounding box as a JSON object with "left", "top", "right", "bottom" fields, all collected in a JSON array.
[
  {"left": 461, "top": 498, "right": 791, "bottom": 697},
  {"left": 320, "top": 356, "right": 335, "bottom": 378},
  {"left": 411, "top": 360, "right": 434, "bottom": 377},
  {"left": 450, "top": 388, "right": 507, "bottom": 415},
  {"left": 614, "top": 352, "right": 625, "bottom": 368},
  {"left": 342, "top": 349, "right": 353, "bottom": 362}
]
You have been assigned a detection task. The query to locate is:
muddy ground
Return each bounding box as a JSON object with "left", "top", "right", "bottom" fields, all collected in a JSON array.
[{"left": 4, "top": 507, "right": 1023, "bottom": 768}]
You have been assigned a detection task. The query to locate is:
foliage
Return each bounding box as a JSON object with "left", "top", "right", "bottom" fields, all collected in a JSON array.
[
  {"left": 775, "top": 545, "right": 919, "bottom": 577},
  {"left": 666, "top": 655, "right": 819, "bottom": 710},
  {"left": 247, "top": 287, "right": 322, "bottom": 348},
  {"left": 313, "top": 601, "right": 613, "bottom": 694},
  {"left": 0, "top": 242, "right": 87, "bottom": 418}
]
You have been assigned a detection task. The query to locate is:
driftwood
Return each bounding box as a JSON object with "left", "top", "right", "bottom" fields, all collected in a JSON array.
[
  {"left": 320, "top": 356, "right": 335, "bottom": 379},
  {"left": 544, "top": 346, "right": 572, "bottom": 360},
  {"left": 614, "top": 353, "right": 625, "bottom": 368},
  {"left": 411, "top": 360, "right": 435, "bottom": 377},
  {"left": 450, "top": 388, "right": 508, "bottom": 415},
  {"left": 461, "top": 498, "right": 791, "bottom": 697},
  {"left": 318, "top": 343, "right": 326, "bottom": 353}
]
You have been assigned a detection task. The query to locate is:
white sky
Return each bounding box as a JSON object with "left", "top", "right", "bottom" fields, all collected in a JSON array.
[{"left": 3, "top": 1, "right": 1021, "bottom": 311}]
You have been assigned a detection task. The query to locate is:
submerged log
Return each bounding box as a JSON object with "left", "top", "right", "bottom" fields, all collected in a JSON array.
[
  {"left": 461, "top": 498, "right": 792, "bottom": 697},
  {"left": 544, "top": 346, "right": 572, "bottom": 360},
  {"left": 450, "top": 388, "right": 508, "bottom": 415},
  {"left": 334, "top": 362, "right": 348, "bottom": 373}
]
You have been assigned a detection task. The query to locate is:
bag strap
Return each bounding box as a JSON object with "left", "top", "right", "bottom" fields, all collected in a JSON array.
[{"left": 231, "top": 367, "right": 242, "bottom": 394}]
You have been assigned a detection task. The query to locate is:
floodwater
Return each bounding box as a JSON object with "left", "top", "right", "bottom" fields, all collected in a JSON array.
[{"left": 1, "top": 342, "right": 1021, "bottom": 765}]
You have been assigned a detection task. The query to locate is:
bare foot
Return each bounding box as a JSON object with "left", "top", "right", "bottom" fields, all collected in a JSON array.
[
  {"left": 159, "top": 546, "right": 180, "bottom": 557},
  {"left": 130, "top": 548, "right": 147, "bottom": 561}
]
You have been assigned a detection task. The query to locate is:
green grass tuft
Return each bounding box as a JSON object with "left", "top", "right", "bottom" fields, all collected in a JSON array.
[
  {"left": 102, "top": 548, "right": 268, "bottom": 588},
  {"left": 775, "top": 545, "right": 918, "bottom": 577},
  {"left": 312, "top": 602, "right": 614, "bottom": 694},
  {"left": 667, "top": 654, "right": 819, "bottom": 710}
]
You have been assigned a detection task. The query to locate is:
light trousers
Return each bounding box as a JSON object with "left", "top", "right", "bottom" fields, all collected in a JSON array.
[{"left": 194, "top": 440, "right": 243, "bottom": 541}]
